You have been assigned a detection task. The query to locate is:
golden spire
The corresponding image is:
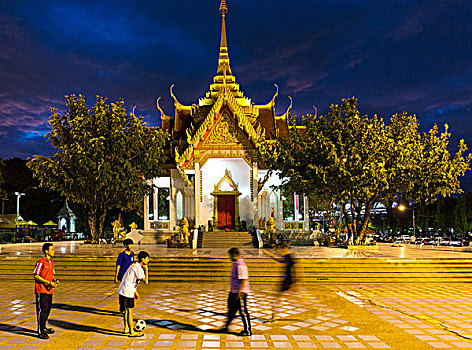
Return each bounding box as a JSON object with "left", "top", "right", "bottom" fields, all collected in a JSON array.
[{"left": 217, "top": 0, "right": 232, "bottom": 77}]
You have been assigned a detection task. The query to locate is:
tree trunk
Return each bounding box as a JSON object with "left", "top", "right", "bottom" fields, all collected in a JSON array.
[{"left": 88, "top": 206, "right": 108, "bottom": 241}]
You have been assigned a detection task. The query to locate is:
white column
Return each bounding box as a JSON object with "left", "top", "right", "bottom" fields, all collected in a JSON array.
[
  {"left": 144, "top": 195, "right": 150, "bottom": 230},
  {"left": 195, "top": 162, "right": 201, "bottom": 228},
  {"left": 277, "top": 189, "right": 283, "bottom": 229},
  {"left": 252, "top": 162, "right": 258, "bottom": 229},
  {"left": 169, "top": 175, "right": 176, "bottom": 231}
]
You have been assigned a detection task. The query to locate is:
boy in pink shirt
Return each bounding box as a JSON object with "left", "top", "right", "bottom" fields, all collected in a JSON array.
[{"left": 220, "top": 247, "right": 252, "bottom": 336}]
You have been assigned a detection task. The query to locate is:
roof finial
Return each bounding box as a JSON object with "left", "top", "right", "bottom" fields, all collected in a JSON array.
[
  {"left": 217, "top": 0, "right": 232, "bottom": 77},
  {"left": 219, "top": 0, "right": 228, "bottom": 15}
]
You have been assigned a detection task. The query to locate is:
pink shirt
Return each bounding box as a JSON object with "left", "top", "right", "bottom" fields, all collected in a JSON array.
[{"left": 230, "top": 258, "right": 250, "bottom": 294}]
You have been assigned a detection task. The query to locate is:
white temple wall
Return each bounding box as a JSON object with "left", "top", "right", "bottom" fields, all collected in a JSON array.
[{"left": 200, "top": 158, "right": 252, "bottom": 229}]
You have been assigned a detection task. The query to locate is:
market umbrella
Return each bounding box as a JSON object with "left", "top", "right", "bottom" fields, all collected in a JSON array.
[
  {"left": 27, "top": 220, "right": 38, "bottom": 226},
  {"left": 16, "top": 220, "right": 29, "bottom": 226},
  {"left": 43, "top": 220, "right": 57, "bottom": 226}
]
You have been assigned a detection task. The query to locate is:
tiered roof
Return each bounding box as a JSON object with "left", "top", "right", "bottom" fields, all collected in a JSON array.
[{"left": 157, "top": 0, "right": 291, "bottom": 171}]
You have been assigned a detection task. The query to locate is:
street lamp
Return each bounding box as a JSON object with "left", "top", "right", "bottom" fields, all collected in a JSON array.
[
  {"left": 14, "top": 186, "right": 37, "bottom": 219},
  {"left": 398, "top": 203, "right": 416, "bottom": 237}
]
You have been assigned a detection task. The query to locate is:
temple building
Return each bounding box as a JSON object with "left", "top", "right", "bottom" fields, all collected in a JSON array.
[{"left": 144, "top": 0, "right": 309, "bottom": 234}]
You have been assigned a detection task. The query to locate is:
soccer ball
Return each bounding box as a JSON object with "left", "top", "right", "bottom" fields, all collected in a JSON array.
[{"left": 134, "top": 319, "right": 146, "bottom": 332}]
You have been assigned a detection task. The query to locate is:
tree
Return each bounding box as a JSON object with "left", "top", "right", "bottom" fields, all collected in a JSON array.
[
  {"left": 260, "top": 97, "right": 471, "bottom": 243},
  {"left": 28, "top": 95, "right": 169, "bottom": 240},
  {"left": 0, "top": 158, "right": 6, "bottom": 199}
]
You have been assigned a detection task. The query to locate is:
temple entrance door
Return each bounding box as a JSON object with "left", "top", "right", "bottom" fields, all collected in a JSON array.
[{"left": 217, "top": 195, "right": 235, "bottom": 230}]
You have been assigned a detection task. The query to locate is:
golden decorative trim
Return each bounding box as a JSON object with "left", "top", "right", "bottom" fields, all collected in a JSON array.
[
  {"left": 170, "top": 84, "right": 195, "bottom": 112},
  {"left": 176, "top": 164, "right": 194, "bottom": 191},
  {"left": 223, "top": 85, "right": 264, "bottom": 144},
  {"left": 255, "top": 84, "right": 278, "bottom": 109},
  {"left": 214, "top": 169, "right": 239, "bottom": 192},
  {"left": 156, "top": 97, "right": 171, "bottom": 121}
]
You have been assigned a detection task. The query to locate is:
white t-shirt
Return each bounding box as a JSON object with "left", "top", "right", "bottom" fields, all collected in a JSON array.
[{"left": 117, "top": 263, "right": 145, "bottom": 298}]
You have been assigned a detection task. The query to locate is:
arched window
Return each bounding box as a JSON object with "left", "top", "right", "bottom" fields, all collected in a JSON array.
[{"left": 176, "top": 191, "right": 183, "bottom": 220}]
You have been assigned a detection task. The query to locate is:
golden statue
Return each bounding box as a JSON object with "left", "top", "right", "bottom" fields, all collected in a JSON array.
[
  {"left": 179, "top": 217, "right": 190, "bottom": 244},
  {"left": 266, "top": 216, "right": 276, "bottom": 244},
  {"left": 112, "top": 220, "right": 126, "bottom": 241},
  {"left": 129, "top": 222, "right": 138, "bottom": 232}
]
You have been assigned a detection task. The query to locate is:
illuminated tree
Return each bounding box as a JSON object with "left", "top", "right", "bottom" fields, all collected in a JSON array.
[
  {"left": 260, "top": 97, "right": 471, "bottom": 243},
  {"left": 28, "top": 95, "right": 169, "bottom": 240}
]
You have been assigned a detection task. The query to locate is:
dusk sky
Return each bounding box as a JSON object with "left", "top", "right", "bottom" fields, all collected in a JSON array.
[{"left": 1, "top": 0, "right": 471, "bottom": 188}]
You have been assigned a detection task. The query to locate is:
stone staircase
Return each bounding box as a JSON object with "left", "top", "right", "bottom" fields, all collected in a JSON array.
[
  {"left": 201, "top": 231, "right": 255, "bottom": 248},
  {"left": 5, "top": 256, "right": 472, "bottom": 284}
]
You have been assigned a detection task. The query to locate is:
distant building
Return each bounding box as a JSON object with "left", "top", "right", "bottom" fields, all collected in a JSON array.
[{"left": 57, "top": 200, "right": 76, "bottom": 233}]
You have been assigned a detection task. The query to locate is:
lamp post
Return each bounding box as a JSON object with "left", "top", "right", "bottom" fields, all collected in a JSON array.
[
  {"left": 398, "top": 203, "right": 415, "bottom": 237},
  {"left": 14, "top": 186, "right": 37, "bottom": 219}
]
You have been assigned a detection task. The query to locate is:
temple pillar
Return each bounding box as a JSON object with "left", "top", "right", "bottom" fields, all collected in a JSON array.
[
  {"left": 276, "top": 189, "right": 283, "bottom": 229},
  {"left": 303, "top": 195, "right": 309, "bottom": 231},
  {"left": 235, "top": 195, "right": 241, "bottom": 230},
  {"left": 144, "top": 195, "right": 150, "bottom": 230},
  {"left": 213, "top": 196, "right": 218, "bottom": 229},
  {"left": 169, "top": 185, "right": 176, "bottom": 231},
  {"left": 252, "top": 162, "right": 258, "bottom": 229},
  {"left": 195, "top": 162, "right": 201, "bottom": 228}
]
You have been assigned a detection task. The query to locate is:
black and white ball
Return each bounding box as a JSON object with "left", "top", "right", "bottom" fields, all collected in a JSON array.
[{"left": 134, "top": 319, "right": 146, "bottom": 331}]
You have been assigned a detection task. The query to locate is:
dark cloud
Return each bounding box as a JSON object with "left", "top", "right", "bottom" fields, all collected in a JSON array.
[{"left": 0, "top": 0, "right": 471, "bottom": 189}]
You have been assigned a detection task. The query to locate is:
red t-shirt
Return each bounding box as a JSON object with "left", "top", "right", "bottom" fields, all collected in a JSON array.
[{"left": 33, "top": 256, "right": 55, "bottom": 294}]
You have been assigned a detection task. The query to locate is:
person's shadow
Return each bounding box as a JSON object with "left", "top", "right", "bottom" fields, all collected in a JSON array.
[
  {"left": 0, "top": 323, "right": 38, "bottom": 338},
  {"left": 146, "top": 318, "right": 231, "bottom": 334},
  {"left": 53, "top": 303, "right": 121, "bottom": 316},
  {"left": 177, "top": 308, "right": 227, "bottom": 317},
  {"left": 48, "top": 320, "right": 125, "bottom": 336}
]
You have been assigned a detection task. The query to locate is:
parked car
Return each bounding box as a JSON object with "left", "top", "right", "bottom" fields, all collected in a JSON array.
[
  {"left": 449, "top": 237, "right": 462, "bottom": 247},
  {"left": 400, "top": 235, "right": 410, "bottom": 242},
  {"left": 432, "top": 237, "right": 450, "bottom": 246},
  {"left": 415, "top": 237, "right": 431, "bottom": 245}
]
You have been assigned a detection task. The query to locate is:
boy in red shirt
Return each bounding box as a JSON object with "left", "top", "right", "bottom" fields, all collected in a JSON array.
[{"left": 33, "top": 243, "right": 59, "bottom": 339}]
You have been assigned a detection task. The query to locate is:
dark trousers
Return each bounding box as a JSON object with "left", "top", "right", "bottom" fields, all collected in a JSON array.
[
  {"left": 35, "top": 293, "right": 52, "bottom": 335},
  {"left": 225, "top": 292, "right": 251, "bottom": 333}
]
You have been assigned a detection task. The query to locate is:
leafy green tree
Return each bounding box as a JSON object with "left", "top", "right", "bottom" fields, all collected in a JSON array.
[
  {"left": 28, "top": 95, "right": 169, "bottom": 240},
  {"left": 260, "top": 97, "right": 471, "bottom": 243}
]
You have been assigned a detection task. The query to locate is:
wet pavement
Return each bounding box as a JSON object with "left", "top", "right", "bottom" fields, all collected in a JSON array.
[{"left": 2, "top": 241, "right": 472, "bottom": 259}]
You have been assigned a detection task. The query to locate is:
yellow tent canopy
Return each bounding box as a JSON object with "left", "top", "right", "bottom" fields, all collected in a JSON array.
[
  {"left": 43, "top": 220, "right": 57, "bottom": 226},
  {"left": 16, "top": 220, "right": 29, "bottom": 226},
  {"left": 27, "top": 220, "right": 38, "bottom": 226}
]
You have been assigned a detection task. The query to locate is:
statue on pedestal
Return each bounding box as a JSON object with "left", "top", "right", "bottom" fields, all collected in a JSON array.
[
  {"left": 179, "top": 217, "right": 190, "bottom": 244},
  {"left": 266, "top": 217, "right": 276, "bottom": 246},
  {"left": 112, "top": 219, "right": 126, "bottom": 241}
]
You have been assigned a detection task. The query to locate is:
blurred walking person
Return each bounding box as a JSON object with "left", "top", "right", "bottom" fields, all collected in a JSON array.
[{"left": 262, "top": 241, "right": 300, "bottom": 322}]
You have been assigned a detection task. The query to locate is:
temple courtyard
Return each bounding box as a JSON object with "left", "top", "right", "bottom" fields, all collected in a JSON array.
[{"left": 1, "top": 242, "right": 472, "bottom": 349}]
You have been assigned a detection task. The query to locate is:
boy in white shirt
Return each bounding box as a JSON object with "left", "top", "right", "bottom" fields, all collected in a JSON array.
[{"left": 117, "top": 251, "right": 150, "bottom": 337}]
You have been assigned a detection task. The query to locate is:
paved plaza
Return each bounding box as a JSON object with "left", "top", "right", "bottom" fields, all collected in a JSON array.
[
  {"left": 2, "top": 242, "right": 472, "bottom": 349},
  {"left": 2, "top": 282, "right": 472, "bottom": 349}
]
